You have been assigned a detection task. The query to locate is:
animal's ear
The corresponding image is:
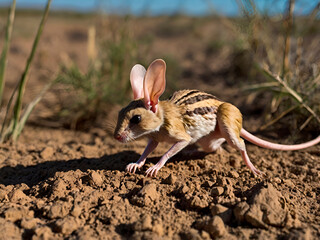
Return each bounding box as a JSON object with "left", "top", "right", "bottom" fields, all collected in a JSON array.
[
  {"left": 130, "top": 64, "right": 146, "bottom": 100},
  {"left": 143, "top": 59, "right": 166, "bottom": 113}
]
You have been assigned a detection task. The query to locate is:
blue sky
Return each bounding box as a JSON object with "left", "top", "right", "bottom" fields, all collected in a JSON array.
[{"left": 0, "top": 0, "right": 318, "bottom": 16}]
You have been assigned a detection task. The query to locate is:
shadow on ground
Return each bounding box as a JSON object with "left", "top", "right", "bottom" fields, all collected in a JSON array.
[{"left": 0, "top": 149, "right": 209, "bottom": 187}]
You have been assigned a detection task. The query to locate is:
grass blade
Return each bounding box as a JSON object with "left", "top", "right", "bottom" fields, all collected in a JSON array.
[
  {"left": 262, "top": 66, "right": 320, "bottom": 125},
  {"left": 13, "top": 81, "right": 53, "bottom": 141},
  {"left": 259, "top": 105, "right": 298, "bottom": 131},
  {"left": 0, "top": 81, "right": 19, "bottom": 140},
  {"left": 11, "top": 0, "right": 52, "bottom": 138},
  {"left": 0, "top": 0, "right": 16, "bottom": 106}
]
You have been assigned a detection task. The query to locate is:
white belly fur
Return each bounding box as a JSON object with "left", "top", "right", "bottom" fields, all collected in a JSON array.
[{"left": 186, "top": 113, "right": 217, "bottom": 144}]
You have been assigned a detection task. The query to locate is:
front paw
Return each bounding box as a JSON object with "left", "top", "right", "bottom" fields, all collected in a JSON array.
[
  {"left": 126, "top": 163, "right": 142, "bottom": 174},
  {"left": 145, "top": 165, "right": 161, "bottom": 177}
]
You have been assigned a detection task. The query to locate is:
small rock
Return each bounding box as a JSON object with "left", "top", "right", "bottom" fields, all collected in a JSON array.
[
  {"left": 187, "top": 195, "right": 209, "bottom": 209},
  {"left": 90, "top": 171, "right": 104, "bottom": 186},
  {"left": 245, "top": 207, "right": 267, "bottom": 228},
  {"left": 51, "top": 179, "right": 67, "bottom": 198},
  {"left": 182, "top": 228, "right": 202, "bottom": 240},
  {"left": 0, "top": 218, "right": 22, "bottom": 239},
  {"left": 273, "top": 177, "right": 282, "bottom": 184},
  {"left": 211, "top": 204, "right": 228, "bottom": 215},
  {"left": 162, "top": 174, "right": 177, "bottom": 185},
  {"left": 139, "top": 183, "right": 159, "bottom": 201},
  {"left": 246, "top": 183, "right": 287, "bottom": 228},
  {"left": 283, "top": 179, "right": 295, "bottom": 188},
  {"left": 54, "top": 216, "right": 82, "bottom": 235},
  {"left": 0, "top": 189, "right": 8, "bottom": 201},
  {"left": 112, "top": 195, "right": 122, "bottom": 202},
  {"left": 285, "top": 213, "right": 301, "bottom": 229},
  {"left": 200, "top": 231, "right": 211, "bottom": 240},
  {"left": 20, "top": 218, "right": 42, "bottom": 230},
  {"left": 152, "top": 219, "right": 163, "bottom": 236},
  {"left": 203, "top": 180, "right": 214, "bottom": 188},
  {"left": 179, "top": 185, "right": 190, "bottom": 195},
  {"left": 4, "top": 207, "right": 34, "bottom": 222},
  {"left": 228, "top": 170, "right": 239, "bottom": 178},
  {"left": 203, "top": 216, "right": 226, "bottom": 238},
  {"left": 33, "top": 226, "right": 54, "bottom": 240},
  {"left": 211, "top": 187, "right": 224, "bottom": 196},
  {"left": 141, "top": 215, "right": 153, "bottom": 231},
  {"left": 8, "top": 189, "right": 30, "bottom": 203},
  {"left": 233, "top": 201, "right": 250, "bottom": 223},
  {"left": 131, "top": 183, "right": 159, "bottom": 206},
  {"left": 47, "top": 201, "right": 71, "bottom": 219},
  {"left": 71, "top": 205, "right": 82, "bottom": 218},
  {"left": 211, "top": 204, "right": 232, "bottom": 223},
  {"left": 40, "top": 147, "right": 54, "bottom": 159}
]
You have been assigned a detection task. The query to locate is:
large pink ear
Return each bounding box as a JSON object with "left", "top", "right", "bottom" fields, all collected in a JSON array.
[
  {"left": 130, "top": 64, "right": 146, "bottom": 100},
  {"left": 143, "top": 59, "right": 166, "bottom": 113}
]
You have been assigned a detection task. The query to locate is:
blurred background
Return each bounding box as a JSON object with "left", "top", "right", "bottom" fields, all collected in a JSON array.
[
  {"left": 0, "top": 0, "right": 318, "bottom": 15},
  {"left": 0, "top": 0, "right": 319, "bottom": 141}
]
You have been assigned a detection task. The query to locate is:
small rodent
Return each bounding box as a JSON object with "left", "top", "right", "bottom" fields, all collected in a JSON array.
[{"left": 114, "top": 59, "right": 320, "bottom": 177}]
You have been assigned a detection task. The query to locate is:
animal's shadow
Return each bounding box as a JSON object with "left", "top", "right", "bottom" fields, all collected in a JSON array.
[
  {"left": 0, "top": 149, "right": 208, "bottom": 187},
  {"left": 0, "top": 151, "right": 138, "bottom": 187}
]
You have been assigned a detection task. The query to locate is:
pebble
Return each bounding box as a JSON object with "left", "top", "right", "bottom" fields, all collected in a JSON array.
[
  {"left": 203, "top": 216, "right": 226, "bottom": 238},
  {"left": 141, "top": 215, "right": 153, "bottom": 231},
  {"left": 188, "top": 195, "right": 209, "bottom": 209},
  {"left": 71, "top": 205, "right": 82, "bottom": 218},
  {"left": 233, "top": 201, "right": 250, "bottom": 223},
  {"left": 203, "top": 180, "right": 214, "bottom": 188},
  {"left": 152, "top": 219, "right": 163, "bottom": 236},
  {"left": 211, "top": 204, "right": 228, "bottom": 215},
  {"left": 40, "top": 147, "right": 54, "bottom": 159},
  {"left": 20, "top": 218, "right": 42, "bottom": 229},
  {"left": 54, "top": 216, "right": 82, "bottom": 235},
  {"left": 48, "top": 202, "right": 71, "bottom": 219},
  {"left": 139, "top": 183, "right": 159, "bottom": 201},
  {"left": 4, "top": 207, "right": 34, "bottom": 222},
  {"left": 33, "top": 226, "right": 54, "bottom": 239},
  {"left": 0, "top": 218, "right": 22, "bottom": 239},
  {"left": 182, "top": 228, "right": 202, "bottom": 240},
  {"left": 8, "top": 189, "right": 30, "bottom": 203},
  {"left": 228, "top": 170, "right": 239, "bottom": 178},
  {"left": 162, "top": 174, "right": 177, "bottom": 185},
  {"left": 90, "top": 171, "right": 104, "bottom": 186},
  {"left": 211, "top": 187, "right": 224, "bottom": 196}
]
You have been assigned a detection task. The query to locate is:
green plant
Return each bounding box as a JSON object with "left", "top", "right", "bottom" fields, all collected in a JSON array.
[
  {"left": 56, "top": 17, "right": 144, "bottom": 129},
  {"left": 0, "top": 0, "right": 52, "bottom": 143},
  {"left": 234, "top": 0, "right": 320, "bottom": 133}
]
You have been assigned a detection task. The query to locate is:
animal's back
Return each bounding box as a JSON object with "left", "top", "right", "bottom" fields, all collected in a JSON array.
[{"left": 168, "top": 90, "right": 224, "bottom": 143}]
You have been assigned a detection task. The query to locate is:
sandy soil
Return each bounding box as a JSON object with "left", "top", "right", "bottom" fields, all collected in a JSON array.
[{"left": 0, "top": 13, "right": 319, "bottom": 239}]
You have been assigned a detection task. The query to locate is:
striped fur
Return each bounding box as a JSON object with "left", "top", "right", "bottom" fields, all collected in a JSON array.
[
  {"left": 163, "top": 90, "right": 224, "bottom": 143},
  {"left": 169, "top": 89, "right": 222, "bottom": 117}
]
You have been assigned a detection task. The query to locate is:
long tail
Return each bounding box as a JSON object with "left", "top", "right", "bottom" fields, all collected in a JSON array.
[{"left": 240, "top": 128, "right": 320, "bottom": 151}]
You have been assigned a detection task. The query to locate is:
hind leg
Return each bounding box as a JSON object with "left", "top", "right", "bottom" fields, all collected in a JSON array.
[
  {"left": 197, "top": 131, "right": 226, "bottom": 152},
  {"left": 217, "top": 103, "right": 264, "bottom": 176}
]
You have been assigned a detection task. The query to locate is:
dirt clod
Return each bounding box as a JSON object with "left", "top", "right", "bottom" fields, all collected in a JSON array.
[
  {"left": 54, "top": 216, "right": 83, "bottom": 235},
  {"left": 211, "top": 186, "right": 224, "bottom": 196},
  {"left": 40, "top": 147, "right": 54, "bottom": 159},
  {"left": 162, "top": 173, "right": 177, "bottom": 185},
  {"left": 203, "top": 216, "right": 226, "bottom": 238}
]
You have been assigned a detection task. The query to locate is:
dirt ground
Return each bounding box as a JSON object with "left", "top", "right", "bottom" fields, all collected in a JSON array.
[{"left": 0, "top": 13, "right": 319, "bottom": 239}]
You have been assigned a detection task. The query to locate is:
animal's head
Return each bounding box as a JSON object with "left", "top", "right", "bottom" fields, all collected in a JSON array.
[{"left": 114, "top": 59, "right": 166, "bottom": 142}]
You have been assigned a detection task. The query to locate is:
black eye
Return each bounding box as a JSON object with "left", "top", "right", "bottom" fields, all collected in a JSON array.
[{"left": 130, "top": 115, "right": 141, "bottom": 124}]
